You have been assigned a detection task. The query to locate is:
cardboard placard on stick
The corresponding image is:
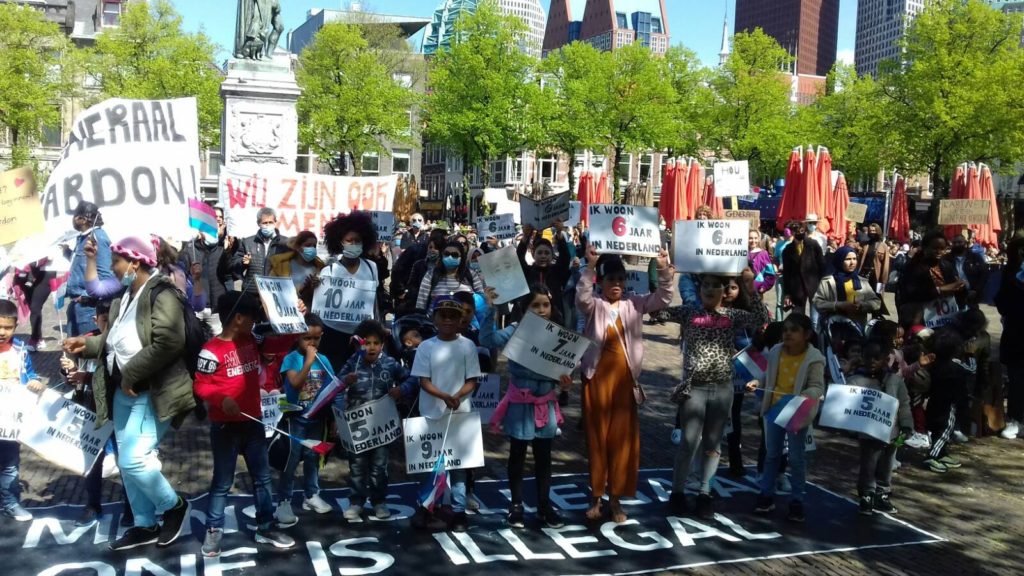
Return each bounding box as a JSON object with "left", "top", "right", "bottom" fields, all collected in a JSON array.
[
  {"left": 370, "top": 211, "right": 396, "bottom": 243},
  {"left": 0, "top": 167, "right": 43, "bottom": 245},
  {"left": 476, "top": 213, "right": 517, "bottom": 241},
  {"left": 846, "top": 202, "right": 868, "bottom": 223},
  {"left": 502, "top": 312, "right": 592, "bottom": 380},
  {"left": 255, "top": 275, "right": 308, "bottom": 334},
  {"left": 713, "top": 161, "right": 751, "bottom": 197},
  {"left": 938, "top": 199, "right": 990, "bottom": 225},
  {"left": 723, "top": 209, "right": 761, "bottom": 229},
  {"left": 587, "top": 204, "right": 661, "bottom": 257},
  {"left": 477, "top": 245, "right": 529, "bottom": 305},
  {"left": 674, "top": 219, "right": 749, "bottom": 274}
]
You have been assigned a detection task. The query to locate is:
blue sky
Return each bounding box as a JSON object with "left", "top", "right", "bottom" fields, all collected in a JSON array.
[{"left": 172, "top": 0, "right": 857, "bottom": 67}]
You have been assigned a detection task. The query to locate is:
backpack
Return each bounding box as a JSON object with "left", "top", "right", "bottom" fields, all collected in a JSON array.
[{"left": 150, "top": 282, "right": 213, "bottom": 379}]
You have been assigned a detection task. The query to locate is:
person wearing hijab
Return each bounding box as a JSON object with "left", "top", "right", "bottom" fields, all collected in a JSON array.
[{"left": 813, "top": 246, "right": 881, "bottom": 330}]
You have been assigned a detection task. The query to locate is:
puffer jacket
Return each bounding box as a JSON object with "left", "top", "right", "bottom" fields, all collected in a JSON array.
[{"left": 230, "top": 231, "right": 291, "bottom": 293}]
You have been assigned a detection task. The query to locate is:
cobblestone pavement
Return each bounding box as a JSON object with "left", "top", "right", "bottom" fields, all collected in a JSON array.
[{"left": 12, "top": 289, "right": 1024, "bottom": 575}]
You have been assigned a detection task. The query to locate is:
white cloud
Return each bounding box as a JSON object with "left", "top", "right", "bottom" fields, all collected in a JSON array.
[{"left": 837, "top": 49, "right": 855, "bottom": 66}]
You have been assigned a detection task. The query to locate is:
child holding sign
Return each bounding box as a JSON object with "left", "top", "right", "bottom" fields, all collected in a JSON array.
[
  {"left": 480, "top": 285, "right": 572, "bottom": 529},
  {"left": 337, "top": 320, "right": 409, "bottom": 521}
]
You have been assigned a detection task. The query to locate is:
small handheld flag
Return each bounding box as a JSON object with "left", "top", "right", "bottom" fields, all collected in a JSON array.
[
  {"left": 766, "top": 394, "right": 817, "bottom": 433},
  {"left": 418, "top": 410, "right": 455, "bottom": 511},
  {"left": 188, "top": 198, "right": 219, "bottom": 243},
  {"left": 241, "top": 412, "right": 334, "bottom": 455},
  {"left": 303, "top": 374, "right": 346, "bottom": 419},
  {"left": 733, "top": 346, "right": 768, "bottom": 383}
]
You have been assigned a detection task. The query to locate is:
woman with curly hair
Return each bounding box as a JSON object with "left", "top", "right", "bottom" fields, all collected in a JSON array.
[{"left": 316, "top": 211, "right": 380, "bottom": 367}]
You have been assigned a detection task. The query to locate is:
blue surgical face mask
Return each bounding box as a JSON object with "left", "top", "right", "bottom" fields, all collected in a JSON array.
[
  {"left": 342, "top": 243, "right": 363, "bottom": 259},
  {"left": 120, "top": 270, "right": 136, "bottom": 288},
  {"left": 443, "top": 256, "right": 460, "bottom": 270},
  {"left": 807, "top": 223, "right": 817, "bottom": 233},
  {"left": 427, "top": 251, "right": 439, "bottom": 262},
  {"left": 259, "top": 225, "right": 274, "bottom": 238},
  {"left": 301, "top": 247, "right": 317, "bottom": 262},
  {"left": 469, "top": 262, "right": 480, "bottom": 272}
]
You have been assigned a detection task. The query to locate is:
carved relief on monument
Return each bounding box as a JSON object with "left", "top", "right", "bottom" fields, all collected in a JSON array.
[{"left": 228, "top": 109, "right": 286, "bottom": 164}]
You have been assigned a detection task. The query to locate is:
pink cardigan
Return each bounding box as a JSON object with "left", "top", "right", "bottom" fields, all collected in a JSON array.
[{"left": 576, "top": 265, "right": 675, "bottom": 381}]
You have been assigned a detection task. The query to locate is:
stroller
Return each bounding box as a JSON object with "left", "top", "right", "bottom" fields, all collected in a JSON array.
[
  {"left": 390, "top": 312, "right": 436, "bottom": 366},
  {"left": 820, "top": 314, "right": 865, "bottom": 384}
]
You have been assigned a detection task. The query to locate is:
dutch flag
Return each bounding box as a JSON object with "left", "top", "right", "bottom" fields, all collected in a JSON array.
[{"left": 766, "top": 394, "right": 817, "bottom": 433}]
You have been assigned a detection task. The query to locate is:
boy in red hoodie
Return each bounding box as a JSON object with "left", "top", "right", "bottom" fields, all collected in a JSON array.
[{"left": 193, "top": 292, "right": 295, "bottom": 557}]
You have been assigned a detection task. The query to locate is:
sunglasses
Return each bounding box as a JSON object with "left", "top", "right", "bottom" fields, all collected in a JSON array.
[{"left": 443, "top": 251, "right": 461, "bottom": 258}]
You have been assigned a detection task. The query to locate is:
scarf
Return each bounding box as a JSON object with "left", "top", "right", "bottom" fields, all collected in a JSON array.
[{"left": 833, "top": 246, "right": 862, "bottom": 302}]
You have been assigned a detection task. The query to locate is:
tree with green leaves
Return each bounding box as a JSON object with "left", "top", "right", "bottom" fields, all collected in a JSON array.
[
  {"left": 297, "top": 22, "right": 418, "bottom": 175},
  {"left": 0, "top": 3, "right": 78, "bottom": 169},
  {"left": 662, "top": 45, "right": 715, "bottom": 159},
  {"left": 878, "top": 0, "right": 1024, "bottom": 214}
]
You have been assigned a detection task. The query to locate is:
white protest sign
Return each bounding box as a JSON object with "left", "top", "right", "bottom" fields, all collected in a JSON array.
[
  {"left": 625, "top": 270, "right": 649, "bottom": 295},
  {"left": 404, "top": 411, "right": 485, "bottom": 473},
  {"left": 587, "top": 204, "right": 661, "bottom": 257},
  {"left": 471, "top": 374, "right": 500, "bottom": 423},
  {"left": 502, "top": 312, "right": 591, "bottom": 381},
  {"left": 476, "top": 213, "right": 517, "bottom": 241},
  {"left": 311, "top": 272, "right": 377, "bottom": 332},
  {"left": 924, "top": 296, "right": 960, "bottom": 329},
  {"left": 333, "top": 396, "right": 402, "bottom": 455},
  {"left": 520, "top": 192, "right": 570, "bottom": 230},
  {"left": 261, "top": 391, "right": 284, "bottom": 439},
  {"left": 713, "top": 160, "right": 750, "bottom": 197},
  {"left": 674, "top": 219, "right": 749, "bottom": 274},
  {"left": 477, "top": 245, "right": 528, "bottom": 305},
  {"left": 0, "top": 381, "right": 36, "bottom": 442},
  {"left": 20, "top": 388, "right": 114, "bottom": 476},
  {"left": 565, "top": 201, "right": 582, "bottom": 228},
  {"left": 219, "top": 166, "right": 397, "bottom": 239},
  {"left": 40, "top": 98, "right": 200, "bottom": 244},
  {"left": 817, "top": 384, "right": 900, "bottom": 443},
  {"left": 255, "top": 275, "right": 307, "bottom": 334},
  {"left": 370, "top": 211, "right": 396, "bottom": 243}
]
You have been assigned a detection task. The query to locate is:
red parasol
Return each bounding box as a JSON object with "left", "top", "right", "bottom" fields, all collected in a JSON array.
[
  {"left": 702, "top": 174, "right": 723, "bottom": 218},
  {"left": 577, "top": 171, "right": 595, "bottom": 227},
  {"left": 686, "top": 159, "right": 704, "bottom": 218},
  {"left": 803, "top": 147, "right": 820, "bottom": 226},
  {"left": 659, "top": 159, "right": 687, "bottom": 225},
  {"left": 888, "top": 176, "right": 911, "bottom": 243},
  {"left": 596, "top": 171, "right": 610, "bottom": 204},
  {"left": 974, "top": 164, "right": 1001, "bottom": 248},
  {"left": 815, "top": 147, "right": 833, "bottom": 237},
  {"left": 832, "top": 171, "right": 850, "bottom": 240},
  {"left": 776, "top": 147, "right": 805, "bottom": 230}
]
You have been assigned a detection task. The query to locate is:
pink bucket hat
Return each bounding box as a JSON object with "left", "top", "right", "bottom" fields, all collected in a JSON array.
[{"left": 111, "top": 236, "right": 158, "bottom": 267}]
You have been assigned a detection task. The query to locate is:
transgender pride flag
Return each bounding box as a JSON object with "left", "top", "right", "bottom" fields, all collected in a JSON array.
[
  {"left": 733, "top": 346, "right": 768, "bottom": 383},
  {"left": 419, "top": 452, "right": 449, "bottom": 511},
  {"left": 188, "top": 198, "right": 218, "bottom": 243},
  {"left": 767, "top": 394, "right": 817, "bottom": 433}
]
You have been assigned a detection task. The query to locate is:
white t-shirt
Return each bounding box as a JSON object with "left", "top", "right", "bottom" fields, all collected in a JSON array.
[
  {"left": 411, "top": 335, "right": 482, "bottom": 420},
  {"left": 107, "top": 275, "right": 158, "bottom": 373}
]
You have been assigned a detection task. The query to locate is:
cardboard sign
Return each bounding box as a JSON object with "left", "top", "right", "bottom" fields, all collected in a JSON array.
[
  {"left": 333, "top": 396, "right": 402, "bottom": 455},
  {"left": 674, "top": 219, "right": 749, "bottom": 274},
  {"left": 924, "top": 296, "right": 960, "bottom": 328},
  {"left": 19, "top": 388, "right": 114, "bottom": 476},
  {"left": 260, "top": 391, "right": 284, "bottom": 439},
  {"left": 846, "top": 202, "right": 868, "bottom": 223},
  {"left": 587, "top": 204, "right": 661, "bottom": 257},
  {"left": 817, "top": 384, "right": 900, "bottom": 443},
  {"left": 0, "top": 381, "right": 36, "bottom": 441},
  {"left": 311, "top": 272, "right": 377, "bottom": 331},
  {"left": 471, "top": 374, "right": 500, "bottom": 423},
  {"left": 520, "top": 192, "right": 570, "bottom": 229},
  {"left": 476, "top": 213, "right": 517, "bottom": 241},
  {"left": 0, "top": 167, "right": 43, "bottom": 245},
  {"left": 713, "top": 161, "right": 750, "bottom": 197},
  {"left": 219, "top": 166, "right": 397, "bottom": 239},
  {"left": 938, "top": 199, "right": 991, "bottom": 225},
  {"left": 370, "top": 211, "right": 396, "bottom": 243},
  {"left": 403, "top": 411, "right": 485, "bottom": 473},
  {"left": 565, "top": 201, "right": 582, "bottom": 228},
  {"left": 625, "top": 270, "right": 649, "bottom": 295},
  {"left": 502, "top": 312, "right": 591, "bottom": 381},
  {"left": 39, "top": 98, "right": 200, "bottom": 243},
  {"left": 477, "top": 245, "right": 529, "bottom": 305},
  {"left": 724, "top": 209, "right": 760, "bottom": 229},
  {"left": 255, "top": 275, "right": 307, "bottom": 334}
]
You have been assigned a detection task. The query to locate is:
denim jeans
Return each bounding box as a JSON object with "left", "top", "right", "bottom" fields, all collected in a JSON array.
[
  {"left": 277, "top": 417, "right": 323, "bottom": 501},
  {"left": 84, "top": 436, "right": 127, "bottom": 511},
  {"left": 113, "top": 390, "right": 178, "bottom": 528},
  {"left": 672, "top": 383, "right": 734, "bottom": 494},
  {"left": 349, "top": 445, "right": 389, "bottom": 506},
  {"left": 68, "top": 300, "right": 98, "bottom": 337},
  {"left": 421, "top": 468, "right": 467, "bottom": 513},
  {"left": 760, "top": 419, "right": 808, "bottom": 501},
  {"left": 207, "top": 420, "right": 275, "bottom": 529},
  {"left": 0, "top": 440, "right": 22, "bottom": 510}
]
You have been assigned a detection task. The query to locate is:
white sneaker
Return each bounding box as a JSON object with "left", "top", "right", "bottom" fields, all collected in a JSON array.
[
  {"left": 343, "top": 504, "right": 363, "bottom": 520},
  {"left": 275, "top": 501, "right": 297, "bottom": 527},
  {"left": 373, "top": 504, "right": 391, "bottom": 519},
  {"left": 671, "top": 429, "right": 682, "bottom": 445},
  {"left": 776, "top": 474, "right": 792, "bottom": 493},
  {"left": 892, "top": 455, "right": 902, "bottom": 470},
  {"left": 1000, "top": 420, "right": 1020, "bottom": 439},
  {"left": 303, "top": 494, "right": 333, "bottom": 514},
  {"left": 102, "top": 457, "right": 120, "bottom": 479},
  {"left": 466, "top": 493, "right": 481, "bottom": 512},
  {"left": 905, "top": 432, "right": 931, "bottom": 449},
  {"left": 952, "top": 430, "right": 969, "bottom": 443}
]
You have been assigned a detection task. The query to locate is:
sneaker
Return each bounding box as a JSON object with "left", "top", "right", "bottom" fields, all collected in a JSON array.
[
  {"left": 754, "top": 496, "right": 775, "bottom": 514},
  {"left": 450, "top": 511, "right": 469, "bottom": 533},
  {"left": 343, "top": 504, "right": 363, "bottom": 520},
  {"left": 101, "top": 457, "right": 119, "bottom": 479},
  {"left": 275, "top": 501, "right": 298, "bottom": 527},
  {"left": 411, "top": 506, "right": 447, "bottom": 531},
  {"left": 694, "top": 493, "right": 714, "bottom": 520},
  {"left": 873, "top": 492, "right": 897, "bottom": 514},
  {"left": 373, "top": 503, "right": 391, "bottom": 520},
  {"left": 892, "top": 455, "right": 902, "bottom": 470},
  {"left": 938, "top": 455, "right": 962, "bottom": 469},
  {"left": 905, "top": 432, "right": 931, "bottom": 449},
  {"left": 157, "top": 495, "right": 190, "bottom": 547},
  {"left": 75, "top": 506, "right": 100, "bottom": 527},
  {"left": 776, "top": 474, "right": 792, "bottom": 493},
  {"left": 24, "top": 340, "right": 38, "bottom": 353},
  {"left": 670, "top": 428, "right": 682, "bottom": 445},
  {"left": 255, "top": 526, "right": 295, "bottom": 549},
  {"left": 787, "top": 500, "right": 805, "bottom": 522},
  {"left": 858, "top": 496, "right": 874, "bottom": 516},
  {"left": 999, "top": 420, "right": 1020, "bottom": 440},
  {"left": 109, "top": 526, "right": 159, "bottom": 551},
  {"left": 952, "top": 430, "right": 969, "bottom": 443},
  {"left": 36, "top": 340, "right": 47, "bottom": 351},
  {"left": 923, "top": 458, "right": 948, "bottom": 473},
  {"left": 506, "top": 504, "right": 525, "bottom": 528},
  {"left": 120, "top": 506, "right": 135, "bottom": 528},
  {"left": 465, "top": 493, "right": 481, "bottom": 512},
  {"left": 303, "top": 494, "right": 333, "bottom": 514},
  {"left": 540, "top": 507, "right": 564, "bottom": 529},
  {"left": 201, "top": 528, "right": 223, "bottom": 557},
  {"left": 2, "top": 503, "right": 33, "bottom": 522},
  {"left": 668, "top": 491, "right": 687, "bottom": 516}
]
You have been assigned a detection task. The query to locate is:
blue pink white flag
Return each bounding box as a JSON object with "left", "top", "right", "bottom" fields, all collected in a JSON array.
[
  {"left": 733, "top": 346, "right": 768, "bottom": 383},
  {"left": 767, "top": 394, "right": 817, "bottom": 433},
  {"left": 188, "top": 198, "right": 219, "bottom": 243},
  {"left": 418, "top": 452, "right": 449, "bottom": 511}
]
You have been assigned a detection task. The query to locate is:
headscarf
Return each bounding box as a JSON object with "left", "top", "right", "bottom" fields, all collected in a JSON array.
[{"left": 833, "top": 246, "right": 861, "bottom": 302}]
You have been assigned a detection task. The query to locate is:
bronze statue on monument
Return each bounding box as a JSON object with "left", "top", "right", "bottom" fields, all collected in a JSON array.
[{"left": 234, "top": 0, "right": 284, "bottom": 60}]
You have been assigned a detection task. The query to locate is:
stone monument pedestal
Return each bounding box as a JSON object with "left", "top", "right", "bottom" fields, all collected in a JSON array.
[{"left": 220, "top": 48, "right": 301, "bottom": 170}]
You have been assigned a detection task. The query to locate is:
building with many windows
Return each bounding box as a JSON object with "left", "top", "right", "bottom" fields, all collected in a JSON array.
[
  {"left": 543, "top": 0, "right": 668, "bottom": 56},
  {"left": 735, "top": 0, "right": 839, "bottom": 77},
  {"left": 423, "top": 0, "right": 546, "bottom": 58},
  {"left": 854, "top": 0, "right": 924, "bottom": 78}
]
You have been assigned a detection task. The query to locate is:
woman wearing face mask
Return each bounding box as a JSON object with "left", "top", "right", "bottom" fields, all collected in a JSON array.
[
  {"left": 748, "top": 230, "right": 776, "bottom": 295},
  {"left": 415, "top": 241, "right": 484, "bottom": 312},
  {"left": 895, "top": 230, "right": 964, "bottom": 328},
  {"left": 813, "top": 246, "right": 881, "bottom": 330},
  {"left": 316, "top": 212, "right": 380, "bottom": 367},
  {"left": 62, "top": 236, "right": 195, "bottom": 551},
  {"left": 270, "top": 231, "right": 326, "bottom": 308}
]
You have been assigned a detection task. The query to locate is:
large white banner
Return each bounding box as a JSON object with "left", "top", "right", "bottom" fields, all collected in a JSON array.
[
  {"left": 587, "top": 204, "right": 661, "bottom": 257},
  {"left": 502, "top": 312, "right": 591, "bottom": 381},
  {"left": 255, "top": 275, "right": 307, "bottom": 334},
  {"left": 404, "top": 412, "right": 485, "bottom": 473},
  {"left": 674, "top": 219, "right": 749, "bottom": 274},
  {"left": 477, "top": 245, "right": 529, "bottom": 305},
  {"left": 219, "top": 166, "right": 397, "bottom": 239},
  {"left": 476, "top": 213, "right": 517, "bottom": 241},
  {"left": 40, "top": 98, "right": 201, "bottom": 243},
  {"left": 19, "top": 388, "right": 114, "bottom": 476},
  {"left": 520, "top": 192, "right": 570, "bottom": 229},
  {"left": 333, "top": 396, "right": 402, "bottom": 455},
  {"left": 471, "top": 374, "right": 500, "bottom": 423},
  {"left": 713, "top": 160, "right": 751, "bottom": 197},
  {"left": 311, "top": 273, "right": 377, "bottom": 331},
  {"left": 817, "top": 384, "right": 900, "bottom": 443}
]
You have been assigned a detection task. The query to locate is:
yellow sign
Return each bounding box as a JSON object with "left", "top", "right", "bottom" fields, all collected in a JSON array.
[
  {"left": 938, "top": 199, "right": 990, "bottom": 225},
  {"left": 845, "top": 202, "right": 868, "bottom": 223},
  {"left": 723, "top": 209, "right": 761, "bottom": 228},
  {"left": 0, "top": 167, "right": 42, "bottom": 245}
]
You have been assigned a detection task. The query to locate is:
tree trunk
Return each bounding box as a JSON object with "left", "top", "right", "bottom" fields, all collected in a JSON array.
[
  {"left": 612, "top": 145, "right": 623, "bottom": 203},
  {"left": 566, "top": 148, "right": 577, "bottom": 200},
  {"left": 927, "top": 157, "right": 948, "bottom": 228},
  {"left": 462, "top": 152, "right": 473, "bottom": 221}
]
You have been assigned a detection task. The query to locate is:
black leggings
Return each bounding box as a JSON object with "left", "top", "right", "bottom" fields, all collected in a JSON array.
[
  {"left": 508, "top": 438, "right": 552, "bottom": 510},
  {"left": 727, "top": 392, "right": 743, "bottom": 468}
]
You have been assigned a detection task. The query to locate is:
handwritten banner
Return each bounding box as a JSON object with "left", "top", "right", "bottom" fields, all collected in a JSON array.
[
  {"left": 625, "top": 270, "right": 649, "bottom": 295},
  {"left": 334, "top": 396, "right": 402, "bottom": 455},
  {"left": 845, "top": 202, "right": 868, "bottom": 223},
  {"left": 255, "top": 275, "right": 307, "bottom": 334},
  {"left": 520, "top": 192, "right": 570, "bottom": 229},
  {"left": 938, "top": 199, "right": 990, "bottom": 225},
  {"left": 817, "top": 384, "right": 899, "bottom": 443},
  {"left": 403, "top": 412, "right": 485, "bottom": 473},
  {"left": 0, "top": 381, "right": 35, "bottom": 442},
  {"left": 370, "top": 211, "right": 396, "bottom": 243},
  {"left": 0, "top": 167, "right": 43, "bottom": 245},
  {"left": 713, "top": 161, "right": 750, "bottom": 197},
  {"left": 723, "top": 209, "right": 761, "bottom": 229},
  {"left": 219, "top": 166, "right": 397, "bottom": 239},
  {"left": 502, "top": 312, "right": 591, "bottom": 381},
  {"left": 476, "top": 213, "right": 517, "bottom": 241},
  {"left": 674, "top": 219, "right": 749, "bottom": 274},
  {"left": 587, "top": 204, "right": 661, "bottom": 257},
  {"left": 477, "top": 245, "right": 529, "bottom": 305}
]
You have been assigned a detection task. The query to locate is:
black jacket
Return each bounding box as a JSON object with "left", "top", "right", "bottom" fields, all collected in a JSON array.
[
  {"left": 942, "top": 251, "right": 988, "bottom": 307},
  {"left": 230, "top": 231, "right": 291, "bottom": 293},
  {"left": 996, "top": 272, "right": 1024, "bottom": 362},
  {"left": 179, "top": 238, "right": 228, "bottom": 310},
  {"left": 781, "top": 237, "right": 825, "bottom": 305},
  {"left": 517, "top": 232, "right": 572, "bottom": 318}
]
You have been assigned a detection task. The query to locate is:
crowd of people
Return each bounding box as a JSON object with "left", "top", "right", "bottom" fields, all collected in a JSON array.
[{"left": 0, "top": 201, "right": 1021, "bottom": 561}]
